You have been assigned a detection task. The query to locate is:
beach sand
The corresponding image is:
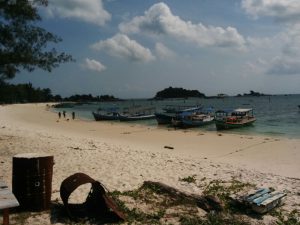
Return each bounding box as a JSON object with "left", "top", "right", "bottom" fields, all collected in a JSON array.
[{"left": 0, "top": 103, "right": 299, "bottom": 224}]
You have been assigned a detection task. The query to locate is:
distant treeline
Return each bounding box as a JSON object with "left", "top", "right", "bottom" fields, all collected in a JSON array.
[
  {"left": 64, "top": 94, "right": 121, "bottom": 102},
  {"left": 0, "top": 81, "right": 270, "bottom": 104},
  {"left": 154, "top": 87, "right": 206, "bottom": 99},
  {"left": 0, "top": 81, "right": 61, "bottom": 103},
  {"left": 0, "top": 82, "right": 120, "bottom": 104}
]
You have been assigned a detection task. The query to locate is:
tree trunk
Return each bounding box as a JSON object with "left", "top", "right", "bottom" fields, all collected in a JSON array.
[{"left": 143, "top": 181, "right": 224, "bottom": 212}]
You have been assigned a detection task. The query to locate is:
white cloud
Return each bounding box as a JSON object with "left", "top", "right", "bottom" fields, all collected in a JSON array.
[
  {"left": 246, "top": 36, "right": 274, "bottom": 49},
  {"left": 119, "top": 2, "right": 246, "bottom": 49},
  {"left": 280, "top": 25, "right": 300, "bottom": 56},
  {"left": 91, "top": 34, "right": 155, "bottom": 62},
  {"left": 267, "top": 57, "right": 300, "bottom": 75},
  {"left": 155, "top": 42, "right": 176, "bottom": 59},
  {"left": 242, "top": 0, "right": 300, "bottom": 23},
  {"left": 245, "top": 54, "right": 300, "bottom": 76},
  {"left": 245, "top": 58, "right": 267, "bottom": 74},
  {"left": 46, "top": 0, "right": 111, "bottom": 26},
  {"left": 83, "top": 58, "right": 106, "bottom": 72}
]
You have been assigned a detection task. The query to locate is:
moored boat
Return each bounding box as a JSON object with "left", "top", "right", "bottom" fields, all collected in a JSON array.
[
  {"left": 155, "top": 112, "right": 175, "bottom": 124},
  {"left": 118, "top": 106, "right": 156, "bottom": 121},
  {"left": 181, "top": 113, "right": 215, "bottom": 128},
  {"left": 155, "top": 106, "right": 202, "bottom": 125},
  {"left": 92, "top": 107, "right": 120, "bottom": 121},
  {"left": 118, "top": 113, "right": 155, "bottom": 121},
  {"left": 171, "top": 107, "right": 215, "bottom": 128},
  {"left": 162, "top": 105, "right": 201, "bottom": 113},
  {"left": 215, "top": 108, "right": 256, "bottom": 130}
]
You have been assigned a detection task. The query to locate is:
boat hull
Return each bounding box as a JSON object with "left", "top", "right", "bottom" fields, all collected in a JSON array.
[
  {"left": 92, "top": 112, "right": 119, "bottom": 121},
  {"left": 181, "top": 118, "right": 215, "bottom": 128},
  {"left": 118, "top": 114, "right": 155, "bottom": 121},
  {"left": 215, "top": 118, "right": 256, "bottom": 130},
  {"left": 154, "top": 113, "right": 175, "bottom": 124}
]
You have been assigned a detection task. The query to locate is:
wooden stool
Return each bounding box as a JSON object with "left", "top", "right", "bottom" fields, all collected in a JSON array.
[{"left": 0, "top": 180, "right": 19, "bottom": 225}]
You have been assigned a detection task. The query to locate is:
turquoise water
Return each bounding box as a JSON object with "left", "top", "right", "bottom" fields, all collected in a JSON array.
[{"left": 53, "top": 95, "right": 300, "bottom": 139}]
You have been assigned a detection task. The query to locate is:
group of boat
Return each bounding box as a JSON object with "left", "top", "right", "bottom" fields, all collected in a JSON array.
[{"left": 92, "top": 105, "right": 256, "bottom": 130}]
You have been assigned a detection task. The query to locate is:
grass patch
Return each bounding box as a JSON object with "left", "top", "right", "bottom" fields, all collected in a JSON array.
[
  {"left": 202, "top": 179, "right": 257, "bottom": 216},
  {"left": 108, "top": 179, "right": 264, "bottom": 224},
  {"left": 271, "top": 209, "right": 300, "bottom": 225},
  {"left": 179, "top": 175, "right": 197, "bottom": 184}
]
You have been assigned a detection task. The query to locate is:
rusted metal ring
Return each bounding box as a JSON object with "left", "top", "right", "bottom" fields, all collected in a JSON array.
[{"left": 60, "top": 173, "right": 125, "bottom": 220}]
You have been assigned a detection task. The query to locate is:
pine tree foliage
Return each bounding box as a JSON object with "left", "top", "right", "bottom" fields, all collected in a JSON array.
[{"left": 0, "top": 0, "right": 73, "bottom": 80}]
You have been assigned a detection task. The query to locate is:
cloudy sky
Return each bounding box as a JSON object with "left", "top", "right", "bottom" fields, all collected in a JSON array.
[{"left": 11, "top": 0, "right": 300, "bottom": 98}]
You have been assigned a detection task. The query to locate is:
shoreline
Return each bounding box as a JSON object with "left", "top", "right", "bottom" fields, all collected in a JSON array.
[
  {"left": 1, "top": 103, "right": 300, "bottom": 178},
  {"left": 0, "top": 103, "right": 299, "bottom": 224}
]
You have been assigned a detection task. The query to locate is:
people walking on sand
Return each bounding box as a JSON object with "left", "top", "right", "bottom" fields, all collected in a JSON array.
[
  {"left": 58, "top": 112, "right": 61, "bottom": 119},
  {"left": 72, "top": 112, "right": 75, "bottom": 120},
  {"left": 63, "top": 111, "right": 66, "bottom": 118}
]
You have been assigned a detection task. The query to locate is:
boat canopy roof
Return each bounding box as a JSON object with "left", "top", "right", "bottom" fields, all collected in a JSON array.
[
  {"left": 178, "top": 107, "right": 214, "bottom": 117},
  {"left": 215, "top": 109, "right": 233, "bottom": 113},
  {"left": 234, "top": 108, "right": 253, "bottom": 113}
]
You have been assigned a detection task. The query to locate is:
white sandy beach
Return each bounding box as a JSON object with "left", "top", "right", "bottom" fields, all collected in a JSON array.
[{"left": 0, "top": 103, "right": 299, "bottom": 224}]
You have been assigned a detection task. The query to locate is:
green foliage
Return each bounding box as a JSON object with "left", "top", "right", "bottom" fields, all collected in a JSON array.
[
  {"left": 180, "top": 212, "right": 253, "bottom": 225},
  {"left": 0, "top": 81, "right": 61, "bottom": 103},
  {"left": 0, "top": 0, "right": 73, "bottom": 80},
  {"left": 154, "top": 86, "right": 206, "bottom": 99},
  {"left": 64, "top": 94, "right": 121, "bottom": 102},
  {"left": 0, "top": 81, "right": 121, "bottom": 103},
  {"left": 179, "top": 175, "right": 197, "bottom": 184},
  {"left": 273, "top": 209, "right": 300, "bottom": 225},
  {"left": 203, "top": 179, "right": 254, "bottom": 202},
  {"left": 179, "top": 215, "right": 206, "bottom": 225},
  {"left": 109, "top": 179, "right": 259, "bottom": 224}
]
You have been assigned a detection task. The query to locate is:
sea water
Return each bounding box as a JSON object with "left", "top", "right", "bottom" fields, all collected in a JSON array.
[{"left": 53, "top": 94, "right": 300, "bottom": 139}]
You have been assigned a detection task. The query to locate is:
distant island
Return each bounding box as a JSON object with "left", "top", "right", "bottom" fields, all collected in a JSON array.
[
  {"left": 236, "top": 90, "right": 270, "bottom": 97},
  {"left": 153, "top": 87, "right": 206, "bottom": 99},
  {"left": 64, "top": 94, "right": 121, "bottom": 102}
]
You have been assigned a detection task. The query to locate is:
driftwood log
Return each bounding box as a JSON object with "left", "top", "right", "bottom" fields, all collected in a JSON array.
[{"left": 143, "top": 181, "right": 224, "bottom": 212}]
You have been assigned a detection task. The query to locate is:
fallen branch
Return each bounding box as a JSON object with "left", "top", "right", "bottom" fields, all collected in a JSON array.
[{"left": 143, "top": 181, "right": 224, "bottom": 212}]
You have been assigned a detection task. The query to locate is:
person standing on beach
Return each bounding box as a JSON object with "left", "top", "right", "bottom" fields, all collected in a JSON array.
[
  {"left": 72, "top": 112, "right": 75, "bottom": 120},
  {"left": 63, "top": 111, "right": 66, "bottom": 118},
  {"left": 58, "top": 112, "right": 61, "bottom": 119}
]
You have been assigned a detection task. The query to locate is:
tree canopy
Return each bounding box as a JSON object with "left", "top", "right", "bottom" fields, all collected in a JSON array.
[
  {"left": 154, "top": 86, "right": 206, "bottom": 99},
  {"left": 0, "top": 80, "right": 61, "bottom": 103},
  {"left": 0, "top": 0, "right": 73, "bottom": 80}
]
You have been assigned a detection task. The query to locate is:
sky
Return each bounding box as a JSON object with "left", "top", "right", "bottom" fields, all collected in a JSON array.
[{"left": 11, "top": 0, "right": 300, "bottom": 98}]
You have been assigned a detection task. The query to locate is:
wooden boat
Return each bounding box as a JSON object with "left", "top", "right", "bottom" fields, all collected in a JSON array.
[
  {"left": 118, "top": 107, "right": 156, "bottom": 121},
  {"left": 92, "top": 111, "right": 119, "bottom": 121},
  {"left": 92, "top": 107, "right": 120, "bottom": 121},
  {"left": 154, "top": 112, "right": 175, "bottom": 124},
  {"left": 215, "top": 108, "right": 256, "bottom": 130},
  {"left": 181, "top": 113, "right": 215, "bottom": 128},
  {"left": 162, "top": 105, "right": 201, "bottom": 113},
  {"left": 171, "top": 108, "right": 215, "bottom": 128},
  {"left": 118, "top": 113, "right": 155, "bottom": 121},
  {"left": 155, "top": 106, "right": 202, "bottom": 125}
]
